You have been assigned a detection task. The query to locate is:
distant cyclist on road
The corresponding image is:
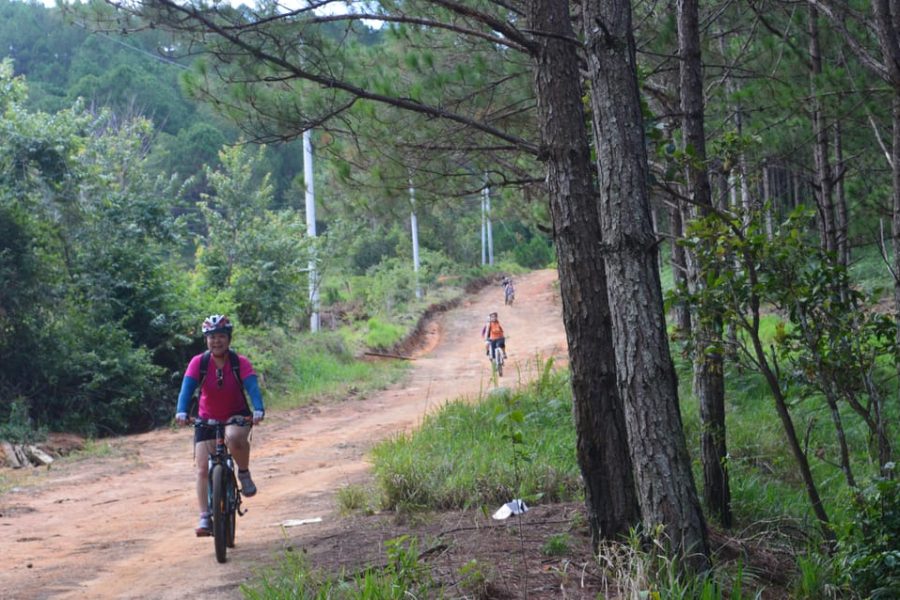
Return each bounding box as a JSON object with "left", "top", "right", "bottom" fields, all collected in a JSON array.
[
  {"left": 501, "top": 276, "right": 515, "bottom": 306},
  {"left": 481, "top": 311, "right": 507, "bottom": 361},
  {"left": 175, "top": 315, "right": 265, "bottom": 537}
]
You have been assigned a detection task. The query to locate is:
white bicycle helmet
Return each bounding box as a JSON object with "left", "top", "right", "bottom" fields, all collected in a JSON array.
[{"left": 202, "top": 314, "right": 233, "bottom": 336}]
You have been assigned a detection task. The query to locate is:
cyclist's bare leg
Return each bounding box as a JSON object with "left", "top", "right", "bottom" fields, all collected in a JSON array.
[
  {"left": 225, "top": 423, "right": 251, "bottom": 471},
  {"left": 226, "top": 422, "right": 258, "bottom": 496},
  {"left": 195, "top": 439, "right": 215, "bottom": 514}
]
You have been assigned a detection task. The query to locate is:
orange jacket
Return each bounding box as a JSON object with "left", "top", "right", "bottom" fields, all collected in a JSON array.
[{"left": 485, "top": 321, "right": 504, "bottom": 340}]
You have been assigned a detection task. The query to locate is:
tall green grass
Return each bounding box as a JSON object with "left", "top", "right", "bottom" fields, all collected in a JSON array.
[
  {"left": 371, "top": 360, "right": 580, "bottom": 511},
  {"left": 239, "top": 327, "right": 409, "bottom": 411}
]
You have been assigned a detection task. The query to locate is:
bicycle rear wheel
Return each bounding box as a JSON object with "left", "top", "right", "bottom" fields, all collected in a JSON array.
[{"left": 212, "top": 464, "right": 228, "bottom": 563}]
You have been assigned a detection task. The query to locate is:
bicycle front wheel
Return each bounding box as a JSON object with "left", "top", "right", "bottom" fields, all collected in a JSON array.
[
  {"left": 226, "top": 473, "right": 237, "bottom": 548},
  {"left": 212, "top": 464, "right": 228, "bottom": 563}
]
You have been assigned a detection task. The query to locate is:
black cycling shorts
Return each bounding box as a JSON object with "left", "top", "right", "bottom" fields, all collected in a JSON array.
[{"left": 193, "top": 409, "right": 252, "bottom": 443}]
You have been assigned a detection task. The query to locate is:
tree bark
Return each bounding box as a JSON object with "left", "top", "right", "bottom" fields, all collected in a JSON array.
[
  {"left": 809, "top": 4, "right": 837, "bottom": 256},
  {"left": 834, "top": 124, "right": 850, "bottom": 271},
  {"left": 677, "top": 0, "right": 732, "bottom": 530},
  {"left": 582, "top": 0, "right": 710, "bottom": 569},
  {"left": 669, "top": 203, "right": 692, "bottom": 337},
  {"left": 528, "top": 0, "right": 639, "bottom": 548}
]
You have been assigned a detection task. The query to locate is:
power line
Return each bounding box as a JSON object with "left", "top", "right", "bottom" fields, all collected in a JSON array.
[{"left": 95, "top": 32, "right": 188, "bottom": 70}]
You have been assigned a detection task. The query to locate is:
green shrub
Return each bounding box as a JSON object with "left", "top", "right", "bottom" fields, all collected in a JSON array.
[
  {"left": 0, "top": 399, "right": 45, "bottom": 445},
  {"left": 512, "top": 234, "right": 554, "bottom": 269},
  {"left": 365, "top": 317, "right": 405, "bottom": 350},
  {"left": 541, "top": 533, "right": 571, "bottom": 556},
  {"left": 834, "top": 471, "right": 900, "bottom": 598}
]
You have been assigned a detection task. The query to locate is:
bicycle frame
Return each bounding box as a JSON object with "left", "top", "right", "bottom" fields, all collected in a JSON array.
[
  {"left": 195, "top": 417, "right": 246, "bottom": 562},
  {"left": 488, "top": 341, "right": 504, "bottom": 376}
]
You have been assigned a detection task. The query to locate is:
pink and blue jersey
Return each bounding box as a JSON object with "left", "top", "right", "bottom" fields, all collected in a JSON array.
[{"left": 176, "top": 352, "right": 264, "bottom": 421}]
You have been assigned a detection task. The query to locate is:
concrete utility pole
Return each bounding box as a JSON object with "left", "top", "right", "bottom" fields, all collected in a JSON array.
[
  {"left": 304, "top": 129, "right": 320, "bottom": 332},
  {"left": 409, "top": 180, "right": 423, "bottom": 299},
  {"left": 481, "top": 191, "right": 487, "bottom": 265},
  {"left": 483, "top": 183, "right": 494, "bottom": 265}
]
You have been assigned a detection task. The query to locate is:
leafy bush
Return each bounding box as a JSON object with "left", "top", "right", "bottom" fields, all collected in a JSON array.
[
  {"left": 0, "top": 399, "right": 45, "bottom": 445},
  {"left": 347, "top": 225, "right": 403, "bottom": 274},
  {"left": 834, "top": 470, "right": 900, "bottom": 598},
  {"left": 365, "top": 317, "right": 405, "bottom": 350},
  {"left": 512, "top": 233, "right": 554, "bottom": 269},
  {"left": 364, "top": 257, "right": 417, "bottom": 317},
  {"left": 197, "top": 144, "right": 311, "bottom": 328}
]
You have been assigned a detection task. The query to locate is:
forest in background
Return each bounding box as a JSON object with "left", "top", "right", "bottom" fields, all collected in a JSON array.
[{"left": 1, "top": 0, "right": 899, "bottom": 594}]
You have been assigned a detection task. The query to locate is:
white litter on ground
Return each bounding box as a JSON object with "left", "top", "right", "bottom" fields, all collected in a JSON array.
[
  {"left": 278, "top": 517, "right": 324, "bottom": 527},
  {"left": 492, "top": 499, "right": 528, "bottom": 520}
]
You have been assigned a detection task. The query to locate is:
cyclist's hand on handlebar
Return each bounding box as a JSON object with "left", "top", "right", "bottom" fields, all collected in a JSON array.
[
  {"left": 253, "top": 410, "right": 265, "bottom": 425},
  {"left": 175, "top": 412, "right": 188, "bottom": 426}
]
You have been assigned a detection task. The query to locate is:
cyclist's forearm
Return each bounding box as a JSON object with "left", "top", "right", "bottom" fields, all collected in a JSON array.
[
  {"left": 243, "top": 375, "right": 265, "bottom": 412},
  {"left": 176, "top": 376, "right": 199, "bottom": 414}
]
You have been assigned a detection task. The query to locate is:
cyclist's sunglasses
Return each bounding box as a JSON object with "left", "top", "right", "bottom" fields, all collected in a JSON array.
[{"left": 216, "top": 367, "right": 224, "bottom": 388}]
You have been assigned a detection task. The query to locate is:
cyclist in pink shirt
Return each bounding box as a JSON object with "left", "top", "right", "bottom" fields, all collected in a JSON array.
[{"left": 175, "top": 315, "right": 265, "bottom": 536}]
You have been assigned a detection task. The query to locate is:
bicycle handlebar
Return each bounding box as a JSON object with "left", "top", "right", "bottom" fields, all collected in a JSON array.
[{"left": 193, "top": 416, "right": 249, "bottom": 427}]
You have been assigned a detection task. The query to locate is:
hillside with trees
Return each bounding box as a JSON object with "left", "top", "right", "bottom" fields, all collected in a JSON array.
[{"left": 1, "top": 0, "right": 898, "bottom": 597}]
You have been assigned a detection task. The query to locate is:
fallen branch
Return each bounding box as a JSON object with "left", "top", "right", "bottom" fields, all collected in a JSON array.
[
  {"left": 0, "top": 440, "right": 56, "bottom": 468},
  {"left": 364, "top": 351, "right": 415, "bottom": 360},
  {"left": 25, "top": 445, "right": 54, "bottom": 466},
  {"left": 0, "top": 440, "right": 23, "bottom": 469}
]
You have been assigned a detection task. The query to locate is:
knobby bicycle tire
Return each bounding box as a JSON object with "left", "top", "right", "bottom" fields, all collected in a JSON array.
[
  {"left": 226, "top": 472, "right": 237, "bottom": 548},
  {"left": 212, "top": 464, "right": 228, "bottom": 563}
]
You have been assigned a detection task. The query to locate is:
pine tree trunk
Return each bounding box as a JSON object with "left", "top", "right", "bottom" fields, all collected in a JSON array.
[
  {"left": 893, "top": 96, "right": 900, "bottom": 417},
  {"left": 582, "top": 0, "right": 710, "bottom": 569},
  {"left": 834, "top": 124, "right": 850, "bottom": 270},
  {"left": 678, "top": 0, "right": 731, "bottom": 530},
  {"left": 809, "top": 5, "right": 837, "bottom": 255},
  {"left": 528, "top": 0, "right": 639, "bottom": 547},
  {"left": 669, "top": 203, "right": 692, "bottom": 338}
]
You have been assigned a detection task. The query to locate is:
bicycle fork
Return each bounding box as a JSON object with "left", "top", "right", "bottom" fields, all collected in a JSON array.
[{"left": 207, "top": 455, "right": 246, "bottom": 518}]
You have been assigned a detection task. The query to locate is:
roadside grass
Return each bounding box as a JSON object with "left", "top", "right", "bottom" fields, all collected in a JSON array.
[
  {"left": 245, "top": 355, "right": 796, "bottom": 598},
  {"left": 247, "top": 351, "right": 866, "bottom": 599},
  {"left": 370, "top": 361, "right": 580, "bottom": 512},
  {"left": 239, "top": 322, "right": 410, "bottom": 413},
  {"left": 242, "top": 536, "right": 437, "bottom": 600},
  {"left": 335, "top": 483, "right": 377, "bottom": 516}
]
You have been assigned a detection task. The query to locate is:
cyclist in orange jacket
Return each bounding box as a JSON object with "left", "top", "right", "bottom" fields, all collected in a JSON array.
[{"left": 481, "top": 312, "right": 507, "bottom": 360}]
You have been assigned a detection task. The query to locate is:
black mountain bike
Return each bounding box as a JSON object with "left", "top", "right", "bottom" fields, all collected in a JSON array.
[{"left": 195, "top": 417, "right": 246, "bottom": 563}]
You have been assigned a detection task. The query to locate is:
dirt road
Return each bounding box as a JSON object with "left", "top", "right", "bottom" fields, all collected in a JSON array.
[{"left": 0, "top": 269, "right": 566, "bottom": 600}]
